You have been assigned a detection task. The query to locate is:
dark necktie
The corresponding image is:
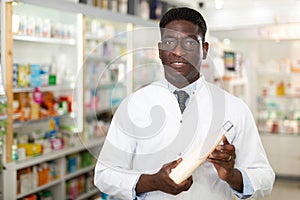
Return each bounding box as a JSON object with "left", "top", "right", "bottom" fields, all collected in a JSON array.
[{"left": 174, "top": 90, "right": 189, "bottom": 113}]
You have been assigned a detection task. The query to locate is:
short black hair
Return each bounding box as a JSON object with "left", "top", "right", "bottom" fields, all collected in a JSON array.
[{"left": 159, "top": 7, "right": 207, "bottom": 42}]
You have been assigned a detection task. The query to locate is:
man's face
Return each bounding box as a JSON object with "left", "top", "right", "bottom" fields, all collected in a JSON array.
[{"left": 158, "top": 20, "right": 208, "bottom": 87}]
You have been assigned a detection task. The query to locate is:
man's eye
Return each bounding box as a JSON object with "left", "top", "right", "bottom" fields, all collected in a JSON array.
[
  {"left": 186, "top": 40, "right": 197, "bottom": 46},
  {"left": 164, "top": 40, "right": 174, "bottom": 45}
]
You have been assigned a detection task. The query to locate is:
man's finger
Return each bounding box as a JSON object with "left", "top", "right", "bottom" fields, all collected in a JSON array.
[
  {"left": 166, "top": 158, "right": 182, "bottom": 169},
  {"left": 222, "top": 135, "right": 230, "bottom": 145}
]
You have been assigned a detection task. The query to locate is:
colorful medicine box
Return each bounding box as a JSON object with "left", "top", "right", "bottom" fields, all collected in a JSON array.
[
  {"left": 18, "top": 64, "right": 30, "bottom": 88},
  {"left": 30, "top": 64, "right": 41, "bottom": 88}
]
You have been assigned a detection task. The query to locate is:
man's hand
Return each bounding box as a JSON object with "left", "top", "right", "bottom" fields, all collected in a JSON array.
[
  {"left": 207, "top": 135, "right": 243, "bottom": 192},
  {"left": 136, "top": 158, "right": 193, "bottom": 195}
]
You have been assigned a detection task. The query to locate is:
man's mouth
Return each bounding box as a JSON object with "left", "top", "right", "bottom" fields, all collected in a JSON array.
[{"left": 170, "top": 61, "right": 188, "bottom": 68}]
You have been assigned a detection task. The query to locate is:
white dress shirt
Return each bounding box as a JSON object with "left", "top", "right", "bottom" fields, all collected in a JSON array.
[{"left": 94, "top": 75, "right": 275, "bottom": 200}]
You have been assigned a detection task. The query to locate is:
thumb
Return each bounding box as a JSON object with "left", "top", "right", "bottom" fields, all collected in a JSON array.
[
  {"left": 222, "top": 135, "right": 230, "bottom": 145},
  {"left": 169, "top": 157, "right": 183, "bottom": 168}
]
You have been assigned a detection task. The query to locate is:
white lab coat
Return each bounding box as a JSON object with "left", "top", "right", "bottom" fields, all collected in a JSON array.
[{"left": 94, "top": 76, "right": 275, "bottom": 200}]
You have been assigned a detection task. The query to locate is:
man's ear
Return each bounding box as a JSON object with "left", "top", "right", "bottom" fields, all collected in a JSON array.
[
  {"left": 202, "top": 42, "right": 209, "bottom": 59},
  {"left": 158, "top": 42, "right": 162, "bottom": 59}
]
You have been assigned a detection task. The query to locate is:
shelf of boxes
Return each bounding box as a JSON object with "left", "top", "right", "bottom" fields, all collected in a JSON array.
[
  {"left": 4, "top": 136, "right": 104, "bottom": 199},
  {"left": 256, "top": 70, "right": 300, "bottom": 136},
  {"left": 1, "top": 0, "right": 160, "bottom": 199},
  {"left": 17, "top": 179, "right": 62, "bottom": 199},
  {"left": 6, "top": 137, "right": 104, "bottom": 171},
  {"left": 250, "top": 35, "right": 300, "bottom": 177}
]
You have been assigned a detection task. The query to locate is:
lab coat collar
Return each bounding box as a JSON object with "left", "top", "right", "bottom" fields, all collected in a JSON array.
[{"left": 156, "top": 73, "right": 207, "bottom": 96}]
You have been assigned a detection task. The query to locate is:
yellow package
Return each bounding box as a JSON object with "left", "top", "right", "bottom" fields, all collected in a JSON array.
[
  {"left": 18, "top": 143, "right": 43, "bottom": 156},
  {"left": 18, "top": 64, "right": 30, "bottom": 88}
]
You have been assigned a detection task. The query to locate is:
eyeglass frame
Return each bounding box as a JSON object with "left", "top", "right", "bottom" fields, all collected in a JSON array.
[{"left": 160, "top": 36, "right": 203, "bottom": 51}]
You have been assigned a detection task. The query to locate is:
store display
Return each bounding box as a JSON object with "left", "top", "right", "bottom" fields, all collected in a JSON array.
[
  {"left": 66, "top": 171, "right": 96, "bottom": 200},
  {"left": 257, "top": 99, "right": 300, "bottom": 135},
  {"left": 85, "top": 17, "right": 130, "bottom": 114},
  {"left": 12, "top": 13, "right": 75, "bottom": 40},
  {"left": 12, "top": 90, "right": 72, "bottom": 122},
  {"left": 256, "top": 68, "right": 300, "bottom": 135},
  {"left": 65, "top": 152, "right": 98, "bottom": 199},
  {"left": 1, "top": 0, "right": 159, "bottom": 199},
  {"left": 224, "top": 51, "right": 235, "bottom": 71}
]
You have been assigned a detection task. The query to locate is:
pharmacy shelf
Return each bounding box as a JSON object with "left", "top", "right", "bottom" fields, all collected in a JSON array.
[
  {"left": 17, "top": 179, "right": 61, "bottom": 199},
  {"left": 4, "top": 137, "right": 105, "bottom": 170},
  {"left": 256, "top": 70, "right": 300, "bottom": 77},
  {"left": 13, "top": 113, "right": 75, "bottom": 128},
  {"left": 223, "top": 77, "right": 247, "bottom": 85},
  {"left": 260, "top": 94, "right": 300, "bottom": 99},
  {"left": 86, "top": 34, "right": 126, "bottom": 44},
  {"left": 13, "top": 35, "right": 76, "bottom": 45},
  {"left": 85, "top": 51, "right": 127, "bottom": 62},
  {"left": 17, "top": 0, "right": 157, "bottom": 27},
  {"left": 65, "top": 165, "right": 95, "bottom": 181},
  {"left": 85, "top": 55, "right": 112, "bottom": 63},
  {"left": 85, "top": 34, "right": 106, "bottom": 40},
  {"left": 260, "top": 132, "right": 300, "bottom": 137},
  {"left": 85, "top": 105, "right": 118, "bottom": 118},
  {"left": 1, "top": 1, "right": 159, "bottom": 199},
  {"left": 13, "top": 85, "right": 75, "bottom": 93},
  {"left": 76, "top": 187, "right": 99, "bottom": 200},
  {"left": 86, "top": 82, "right": 124, "bottom": 90}
]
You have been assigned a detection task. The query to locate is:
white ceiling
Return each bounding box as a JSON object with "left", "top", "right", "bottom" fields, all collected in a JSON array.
[
  {"left": 161, "top": 0, "right": 300, "bottom": 40},
  {"left": 163, "top": 0, "right": 300, "bottom": 27}
]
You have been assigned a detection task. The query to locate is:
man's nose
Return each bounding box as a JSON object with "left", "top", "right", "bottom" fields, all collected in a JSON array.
[{"left": 172, "top": 42, "right": 185, "bottom": 56}]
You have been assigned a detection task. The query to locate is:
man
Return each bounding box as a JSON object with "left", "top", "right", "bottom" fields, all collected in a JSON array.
[{"left": 94, "top": 7, "right": 275, "bottom": 200}]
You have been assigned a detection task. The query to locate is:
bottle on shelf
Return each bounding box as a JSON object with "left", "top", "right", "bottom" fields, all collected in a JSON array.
[
  {"left": 19, "top": 167, "right": 32, "bottom": 194},
  {"left": 139, "top": 0, "right": 150, "bottom": 20},
  {"left": 286, "top": 82, "right": 293, "bottom": 96},
  {"left": 268, "top": 80, "right": 276, "bottom": 97},
  {"left": 276, "top": 80, "right": 285, "bottom": 96},
  {"left": 118, "top": 0, "right": 128, "bottom": 14},
  {"left": 32, "top": 166, "right": 38, "bottom": 189},
  {"left": 12, "top": 144, "right": 19, "bottom": 161}
]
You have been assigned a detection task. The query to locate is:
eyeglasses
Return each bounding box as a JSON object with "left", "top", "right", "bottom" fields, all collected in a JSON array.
[{"left": 161, "top": 37, "right": 201, "bottom": 51}]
